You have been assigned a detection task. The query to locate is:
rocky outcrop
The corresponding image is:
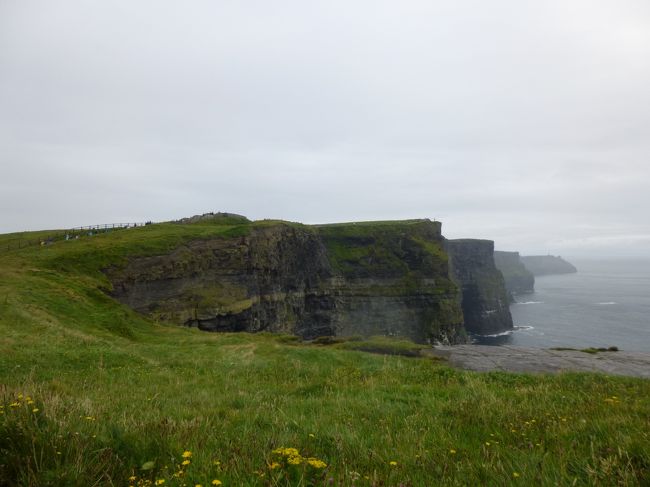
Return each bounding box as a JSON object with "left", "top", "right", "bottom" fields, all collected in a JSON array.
[
  {"left": 446, "top": 240, "right": 513, "bottom": 336},
  {"left": 494, "top": 251, "right": 535, "bottom": 296},
  {"left": 173, "top": 212, "right": 250, "bottom": 225},
  {"left": 521, "top": 255, "right": 577, "bottom": 276},
  {"left": 107, "top": 219, "right": 467, "bottom": 344},
  {"left": 429, "top": 345, "right": 650, "bottom": 378}
]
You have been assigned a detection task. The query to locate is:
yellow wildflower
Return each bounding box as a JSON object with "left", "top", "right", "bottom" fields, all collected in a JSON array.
[
  {"left": 129, "top": 476, "right": 137, "bottom": 481},
  {"left": 307, "top": 458, "right": 327, "bottom": 469},
  {"left": 273, "top": 447, "right": 300, "bottom": 457},
  {"left": 449, "top": 449, "right": 457, "bottom": 454},
  {"left": 389, "top": 461, "right": 397, "bottom": 466},
  {"left": 182, "top": 450, "right": 192, "bottom": 458},
  {"left": 269, "top": 462, "right": 280, "bottom": 470},
  {"left": 211, "top": 481, "right": 222, "bottom": 486},
  {"left": 513, "top": 472, "right": 520, "bottom": 478},
  {"left": 32, "top": 408, "right": 39, "bottom": 413},
  {"left": 155, "top": 480, "right": 165, "bottom": 485},
  {"left": 9, "top": 402, "right": 19, "bottom": 408},
  {"left": 195, "top": 484, "right": 203, "bottom": 487},
  {"left": 287, "top": 455, "right": 302, "bottom": 465},
  {"left": 182, "top": 460, "right": 191, "bottom": 466}
]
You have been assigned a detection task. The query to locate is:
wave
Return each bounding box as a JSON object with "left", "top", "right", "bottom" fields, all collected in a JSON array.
[
  {"left": 476, "top": 330, "right": 514, "bottom": 338},
  {"left": 472, "top": 325, "right": 534, "bottom": 338},
  {"left": 515, "top": 301, "right": 543, "bottom": 305},
  {"left": 596, "top": 302, "right": 617, "bottom": 305}
]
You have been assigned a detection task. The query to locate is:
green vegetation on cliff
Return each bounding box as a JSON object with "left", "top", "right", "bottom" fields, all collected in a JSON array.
[
  {"left": 315, "top": 219, "right": 446, "bottom": 278},
  {"left": 1, "top": 222, "right": 649, "bottom": 485}
]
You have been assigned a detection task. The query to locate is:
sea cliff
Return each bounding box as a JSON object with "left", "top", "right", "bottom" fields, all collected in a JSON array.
[
  {"left": 494, "top": 250, "right": 535, "bottom": 296},
  {"left": 446, "top": 240, "right": 514, "bottom": 335},
  {"left": 107, "top": 217, "right": 513, "bottom": 343}
]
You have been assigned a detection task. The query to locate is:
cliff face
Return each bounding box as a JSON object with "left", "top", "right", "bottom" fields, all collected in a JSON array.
[
  {"left": 107, "top": 219, "right": 467, "bottom": 344},
  {"left": 107, "top": 224, "right": 334, "bottom": 336},
  {"left": 315, "top": 220, "right": 465, "bottom": 343},
  {"left": 521, "top": 255, "right": 577, "bottom": 276},
  {"left": 446, "top": 240, "right": 513, "bottom": 335},
  {"left": 494, "top": 251, "right": 535, "bottom": 296}
]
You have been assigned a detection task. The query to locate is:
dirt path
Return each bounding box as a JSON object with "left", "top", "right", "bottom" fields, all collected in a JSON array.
[{"left": 427, "top": 345, "right": 650, "bottom": 378}]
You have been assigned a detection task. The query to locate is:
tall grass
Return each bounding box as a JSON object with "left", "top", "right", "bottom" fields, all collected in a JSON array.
[
  {"left": 2, "top": 332, "right": 649, "bottom": 486},
  {"left": 1, "top": 224, "right": 649, "bottom": 485}
]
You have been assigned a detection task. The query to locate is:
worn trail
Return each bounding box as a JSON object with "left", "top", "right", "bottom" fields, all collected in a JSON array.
[{"left": 428, "top": 345, "right": 650, "bottom": 378}]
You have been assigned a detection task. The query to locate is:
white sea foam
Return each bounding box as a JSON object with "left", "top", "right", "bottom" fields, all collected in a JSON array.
[
  {"left": 515, "top": 301, "right": 543, "bottom": 305},
  {"left": 474, "top": 330, "right": 514, "bottom": 338},
  {"left": 596, "top": 302, "right": 617, "bottom": 305},
  {"left": 472, "top": 325, "right": 534, "bottom": 338}
]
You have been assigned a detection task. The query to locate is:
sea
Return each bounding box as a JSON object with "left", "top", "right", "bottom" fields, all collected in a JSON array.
[{"left": 475, "top": 259, "right": 650, "bottom": 352}]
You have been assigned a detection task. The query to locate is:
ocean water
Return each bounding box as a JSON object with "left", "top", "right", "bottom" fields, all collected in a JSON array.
[{"left": 476, "top": 259, "right": 650, "bottom": 352}]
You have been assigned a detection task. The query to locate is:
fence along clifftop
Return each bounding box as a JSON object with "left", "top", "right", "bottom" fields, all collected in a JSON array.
[{"left": 2, "top": 222, "right": 153, "bottom": 252}]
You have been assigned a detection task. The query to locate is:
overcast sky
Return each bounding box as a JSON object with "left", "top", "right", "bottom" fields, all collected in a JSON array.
[{"left": 1, "top": 0, "right": 649, "bottom": 257}]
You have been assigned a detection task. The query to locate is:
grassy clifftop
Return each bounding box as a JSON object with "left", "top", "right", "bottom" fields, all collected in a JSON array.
[
  {"left": 1, "top": 221, "right": 649, "bottom": 485},
  {"left": 316, "top": 219, "right": 446, "bottom": 278}
]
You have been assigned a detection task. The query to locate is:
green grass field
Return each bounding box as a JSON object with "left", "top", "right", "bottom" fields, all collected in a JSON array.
[{"left": 1, "top": 223, "right": 649, "bottom": 486}]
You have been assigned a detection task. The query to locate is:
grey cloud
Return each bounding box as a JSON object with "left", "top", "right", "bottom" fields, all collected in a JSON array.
[{"left": 1, "top": 0, "right": 649, "bottom": 256}]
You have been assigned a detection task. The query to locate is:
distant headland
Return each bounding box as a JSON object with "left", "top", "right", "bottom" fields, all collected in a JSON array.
[
  {"left": 494, "top": 252, "right": 577, "bottom": 298},
  {"left": 520, "top": 255, "right": 578, "bottom": 276}
]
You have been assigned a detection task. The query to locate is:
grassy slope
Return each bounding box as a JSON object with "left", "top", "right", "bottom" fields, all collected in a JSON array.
[{"left": 1, "top": 222, "right": 649, "bottom": 486}]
